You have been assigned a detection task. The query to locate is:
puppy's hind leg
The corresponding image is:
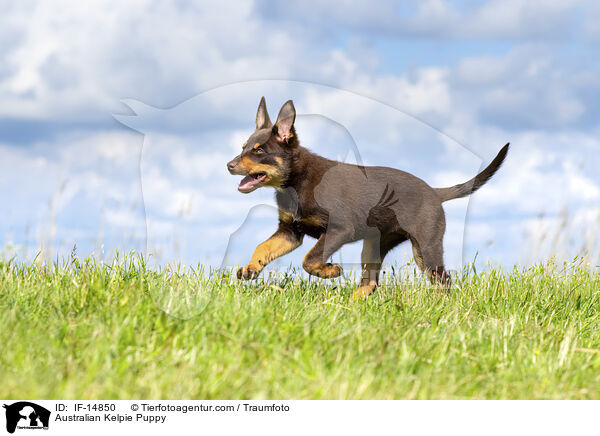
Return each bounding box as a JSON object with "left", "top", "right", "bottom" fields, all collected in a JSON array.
[
  {"left": 412, "top": 238, "right": 452, "bottom": 288},
  {"left": 410, "top": 237, "right": 425, "bottom": 272},
  {"left": 350, "top": 237, "right": 383, "bottom": 302}
]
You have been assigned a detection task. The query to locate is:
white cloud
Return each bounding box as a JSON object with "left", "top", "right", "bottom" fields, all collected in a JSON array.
[
  {"left": 258, "top": 0, "right": 586, "bottom": 40},
  {"left": 0, "top": 1, "right": 306, "bottom": 120},
  {"left": 466, "top": 0, "right": 580, "bottom": 39}
]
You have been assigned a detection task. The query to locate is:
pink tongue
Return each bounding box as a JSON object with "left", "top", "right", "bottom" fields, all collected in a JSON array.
[{"left": 238, "top": 174, "right": 266, "bottom": 192}]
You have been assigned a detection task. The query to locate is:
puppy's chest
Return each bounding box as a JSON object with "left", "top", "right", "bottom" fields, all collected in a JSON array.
[{"left": 278, "top": 206, "right": 327, "bottom": 238}]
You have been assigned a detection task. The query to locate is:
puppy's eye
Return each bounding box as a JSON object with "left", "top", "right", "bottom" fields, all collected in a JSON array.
[{"left": 254, "top": 146, "right": 265, "bottom": 154}]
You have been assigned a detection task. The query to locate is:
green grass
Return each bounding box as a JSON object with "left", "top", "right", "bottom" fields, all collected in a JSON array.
[{"left": 1, "top": 254, "right": 600, "bottom": 399}]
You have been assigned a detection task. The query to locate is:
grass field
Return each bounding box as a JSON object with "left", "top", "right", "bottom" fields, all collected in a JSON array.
[{"left": 1, "top": 254, "right": 600, "bottom": 399}]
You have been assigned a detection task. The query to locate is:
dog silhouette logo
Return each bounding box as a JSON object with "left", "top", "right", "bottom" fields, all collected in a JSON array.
[{"left": 3, "top": 402, "right": 50, "bottom": 433}]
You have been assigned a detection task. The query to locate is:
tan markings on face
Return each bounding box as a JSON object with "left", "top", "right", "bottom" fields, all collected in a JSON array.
[
  {"left": 253, "top": 142, "right": 261, "bottom": 150},
  {"left": 242, "top": 141, "right": 247, "bottom": 149},
  {"left": 239, "top": 156, "right": 284, "bottom": 188},
  {"left": 238, "top": 155, "right": 255, "bottom": 172},
  {"left": 274, "top": 156, "right": 283, "bottom": 166}
]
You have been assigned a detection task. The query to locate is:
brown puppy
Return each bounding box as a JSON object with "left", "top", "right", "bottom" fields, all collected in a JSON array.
[{"left": 227, "top": 97, "right": 509, "bottom": 300}]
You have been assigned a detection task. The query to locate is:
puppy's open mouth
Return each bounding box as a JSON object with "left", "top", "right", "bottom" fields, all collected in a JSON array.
[{"left": 238, "top": 172, "right": 267, "bottom": 193}]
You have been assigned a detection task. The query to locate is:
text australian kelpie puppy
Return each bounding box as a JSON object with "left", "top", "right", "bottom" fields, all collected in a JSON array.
[{"left": 227, "top": 97, "right": 508, "bottom": 300}]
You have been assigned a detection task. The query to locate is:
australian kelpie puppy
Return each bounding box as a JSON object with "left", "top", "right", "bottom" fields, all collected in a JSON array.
[{"left": 227, "top": 97, "right": 509, "bottom": 300}]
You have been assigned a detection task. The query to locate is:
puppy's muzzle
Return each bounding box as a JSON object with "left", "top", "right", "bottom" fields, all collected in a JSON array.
[{"left": 227, "top": 157, "right": 244, "bottom": 175}]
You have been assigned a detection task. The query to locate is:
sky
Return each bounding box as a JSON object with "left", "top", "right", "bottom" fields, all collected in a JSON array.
[{"left": 1, "top": 0, "right": 599, "bottom": 273}]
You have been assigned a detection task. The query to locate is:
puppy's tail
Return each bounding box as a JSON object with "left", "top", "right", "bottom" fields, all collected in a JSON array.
[{"left": 435, "top": 143, "right": 509, "bottom": 202}]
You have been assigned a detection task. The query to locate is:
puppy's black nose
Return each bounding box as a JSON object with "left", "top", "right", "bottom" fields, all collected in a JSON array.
[{"left": 227, "top": 161, "right": 236, "bottom": 172}]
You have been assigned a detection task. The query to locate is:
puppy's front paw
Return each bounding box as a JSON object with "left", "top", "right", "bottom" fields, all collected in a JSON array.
[
  {"left": 315, "top": 263, "right": 343, "bottom": 279},
  {"left": 326, "top": 263, "right": 344, "bottom": 278},
  {"left": 237, "top": 264, "right": 261, "bottom": 280},
  {"left": 303, "top": 261, "right": 344, "bottom": 279}
]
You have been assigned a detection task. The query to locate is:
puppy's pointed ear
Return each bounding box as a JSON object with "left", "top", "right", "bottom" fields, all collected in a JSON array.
[
  {"left": 274, "top": 100, "right": 296, "bottom": 143},
  {"left": 256, "top": 96, "right": 272, "bottom": 130}
]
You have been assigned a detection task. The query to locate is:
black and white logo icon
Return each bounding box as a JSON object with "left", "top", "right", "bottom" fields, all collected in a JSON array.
[{"left": 3, "top": 402, "right": 50, "bottom": 434}]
